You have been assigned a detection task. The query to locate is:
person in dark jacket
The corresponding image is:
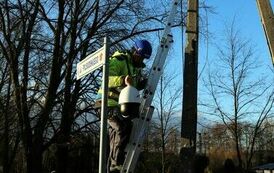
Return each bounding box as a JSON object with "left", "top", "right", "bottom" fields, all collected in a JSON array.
[{"left": 96, "top": 39, "right": 152, "bottom": 172}]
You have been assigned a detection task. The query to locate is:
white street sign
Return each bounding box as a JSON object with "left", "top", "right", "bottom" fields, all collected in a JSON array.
[{"left": 77, "top": 46, "right": 105, "bottom": 80}]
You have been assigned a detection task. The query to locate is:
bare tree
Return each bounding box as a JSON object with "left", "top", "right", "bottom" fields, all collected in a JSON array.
[
  {"left": 202, "top": 20, "right": 274, "bottom": 169},
  {"left": 255, "top": 120, "right": 274, "bottom": 151},
  {"left": 0, "top": 55, "right": 20, "bottom": 173},
  {"left": 0, "top": 0, "right": 185, "bottom": 172},
  {"left": 151, "top": 69, "right": 182, "bottom": 173}
]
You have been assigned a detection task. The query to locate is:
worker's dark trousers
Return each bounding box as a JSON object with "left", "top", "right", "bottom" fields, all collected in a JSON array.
[{"left": 108, "top": 108, "right": 133, "bottom": 167}]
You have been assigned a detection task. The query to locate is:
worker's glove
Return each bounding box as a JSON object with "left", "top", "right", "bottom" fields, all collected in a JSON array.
[
  {"left": 136, "top": 78, "right": 147, "bottom": 90},
  {"left": 125, "top": 75, "right": 133, "bottom": 86}
]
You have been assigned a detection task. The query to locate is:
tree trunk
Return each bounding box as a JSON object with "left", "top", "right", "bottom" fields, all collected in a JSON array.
[
  {"left": 26, "top": 144, "right": 43, "bottom": 173},
  {"left": 235, "top": 131, "right": 243, "bottom": 169},
  {"left": 56, "top": 143, "right": 69, "bottom": 173},
  {"left": 56, "top": 95, "right": 75, "bottom": 173},
  {"left": 3, "top": 79, "right": 11, "bottom": 173}
]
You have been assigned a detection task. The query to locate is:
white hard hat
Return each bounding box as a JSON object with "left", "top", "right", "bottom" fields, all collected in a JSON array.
[{"left": 118, "top": 85, "right": 141, "bottom": 104}]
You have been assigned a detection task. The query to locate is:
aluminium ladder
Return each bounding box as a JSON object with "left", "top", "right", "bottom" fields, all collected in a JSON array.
[{"left": 121, "top": 0, "right": 179, "bottom": 172}]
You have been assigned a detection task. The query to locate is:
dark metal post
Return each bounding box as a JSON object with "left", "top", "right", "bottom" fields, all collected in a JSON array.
[{"left": 180, "top": 0, "right": 199, "bottom": 172}]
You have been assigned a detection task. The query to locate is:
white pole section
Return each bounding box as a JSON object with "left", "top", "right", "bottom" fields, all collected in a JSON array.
[{"left": 99, "top": 36, "right": 109, "bottom": 173}]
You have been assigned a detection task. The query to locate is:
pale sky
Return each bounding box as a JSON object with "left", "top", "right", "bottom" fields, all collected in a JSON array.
[
  {"left": 168, "top": 0, "right": 274, "bottom": 89},
  {"left": 159, "top": 0, "right": 274, "bottom": 128},
  {"left": 204, "top": 0, "right": 273, "bottom": 66},
  {"left": 196, "top": 0, "right": 274, "bottom": 127}
]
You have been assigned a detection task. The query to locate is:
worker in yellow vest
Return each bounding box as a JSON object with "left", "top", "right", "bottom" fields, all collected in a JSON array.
[{"left": 96, "top": 40, "right": 152, "bottom": 172}]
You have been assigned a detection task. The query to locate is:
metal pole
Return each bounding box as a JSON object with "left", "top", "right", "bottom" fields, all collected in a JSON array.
[{"left": 99, "top": 36, "right": 109, "bottom": 173}]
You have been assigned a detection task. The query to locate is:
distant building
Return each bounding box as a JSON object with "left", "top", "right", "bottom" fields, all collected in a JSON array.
[{"left": 252, "top": 163, "right": 274, "bottom": 173}]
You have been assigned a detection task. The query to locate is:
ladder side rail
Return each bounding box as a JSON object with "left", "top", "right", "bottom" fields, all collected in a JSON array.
[
  {"left": 160, "top": 0, "right": 179, "bottom": 44},
  {"left": 122, "top": 32, "right": 174, "bottom": 173},
  {"left": 122, "top": 107, "right": 155, "bottom": 173},
  {"left": 140, "top": 35, "right": 174, "bottom": 110},
  {"left": 140, "top": 0, "right": 179, "bottom": 108},
  {"left": 144, "top": 0, "right": 179, "bottom": 73},
  {"left": 121, "top": 0, "right": 179, "bottom": 172},
  {"left": 139, "top": 0, "right": 179, "bottom": 94},
  {"left": 153, "top": 0, "right": 179, "bottom": 59},
  {"left": 128, "top": 21, "right": 176, "bottom": 149},
  {"left": 143, "top": 0, "right": 179, "bottom": 82},
  {"left": 131, "top": 37, "right": 173, "bottom": 144},
  {"left": 124, "top": 107, "right": 153, "bottom": 154},
  {"left": 123, "top": 34, "right": 174, "bottom": 161}
]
